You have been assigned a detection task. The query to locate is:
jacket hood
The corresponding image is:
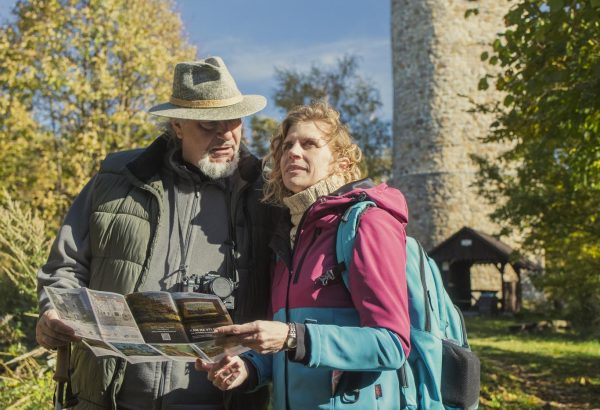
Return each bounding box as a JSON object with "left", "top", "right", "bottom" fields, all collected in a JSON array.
[{"left": 307, "top": 178, "right": 409, "bottom": 227}]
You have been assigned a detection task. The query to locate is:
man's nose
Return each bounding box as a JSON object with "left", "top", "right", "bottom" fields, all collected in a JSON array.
[{"left": 215, "top": 121, "right": 235, "bottom": 140}]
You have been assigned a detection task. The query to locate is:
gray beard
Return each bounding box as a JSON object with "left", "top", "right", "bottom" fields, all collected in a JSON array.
[{"left": 195, "top": 150, "right": 240, "bottom": 179}]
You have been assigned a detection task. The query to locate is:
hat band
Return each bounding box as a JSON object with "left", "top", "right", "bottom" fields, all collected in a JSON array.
[{"left": 169, "top": 95, "right": 243, "bottom": 108}]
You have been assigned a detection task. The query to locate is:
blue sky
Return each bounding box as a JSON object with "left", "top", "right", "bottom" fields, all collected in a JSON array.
[{"left": 0, "top": 0, "right": 392, "bottom": 122}]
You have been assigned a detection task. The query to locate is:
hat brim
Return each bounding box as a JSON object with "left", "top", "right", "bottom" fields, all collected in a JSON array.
[{"left": 148, "top": 95, "right": 266, "bottom": 121}]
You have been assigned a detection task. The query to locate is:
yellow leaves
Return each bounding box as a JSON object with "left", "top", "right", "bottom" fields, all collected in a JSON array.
[
  {"left": 565, "top": 376, "right": 591, "bottom": 386},
  {"left": 0, "top": 0, "right": 196, "bottom": 229},
  {"left": 501, "top": 391, "right": 518, "bottom": 401}
]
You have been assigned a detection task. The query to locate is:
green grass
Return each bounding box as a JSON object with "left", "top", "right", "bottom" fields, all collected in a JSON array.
[{"left": 466, "top": 315, "right": 600, "bottom": 409}]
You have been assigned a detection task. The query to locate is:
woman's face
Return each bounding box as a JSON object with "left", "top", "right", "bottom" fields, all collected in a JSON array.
[{"left": 280, "top": 121, "right": 336, "bottom": 194}]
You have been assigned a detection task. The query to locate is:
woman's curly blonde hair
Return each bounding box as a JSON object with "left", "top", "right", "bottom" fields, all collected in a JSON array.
[{"left": 263, "top": 100, "right": 362, "bottom": 205}]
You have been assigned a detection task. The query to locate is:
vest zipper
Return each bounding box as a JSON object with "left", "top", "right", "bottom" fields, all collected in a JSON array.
[{"left": 133, "top": 182, "right": 163, "bottom": 292}]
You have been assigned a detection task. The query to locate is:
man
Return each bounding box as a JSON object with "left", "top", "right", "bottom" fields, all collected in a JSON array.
[{"left": 36, "top": 57, "right": 276, "bottom": 410}]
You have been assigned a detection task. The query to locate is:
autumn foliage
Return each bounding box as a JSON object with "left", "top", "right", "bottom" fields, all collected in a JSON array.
[
  {"left": 0, "top": 1, "right": 195, "bottom": 407},
  {"left": 0, "top": 0, "right": 196, "bottom": 230}
]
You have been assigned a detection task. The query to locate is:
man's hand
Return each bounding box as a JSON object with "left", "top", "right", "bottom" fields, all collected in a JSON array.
[
  {"left": 215, "top": 320, "right": 289, "bottom": 354},
  {"left": 196, "top": 355, "right": 249, "bottom": 391},
  {"left": 36, "top": 309, "right": 80, "bottom": 350}
]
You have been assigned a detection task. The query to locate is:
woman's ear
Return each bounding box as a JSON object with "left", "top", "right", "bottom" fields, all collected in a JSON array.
[{"left": 336, "top": 157, "right": 350, "bottom": 172}]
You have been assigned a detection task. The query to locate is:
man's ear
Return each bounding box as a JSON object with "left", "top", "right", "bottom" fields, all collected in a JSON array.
[{"left": 171, "top": 119, "right": 183, "bottom": 139}]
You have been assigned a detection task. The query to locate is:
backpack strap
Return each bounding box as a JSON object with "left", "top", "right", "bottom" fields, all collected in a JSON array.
[
  {"left": 335, "top": 199, "right": 412, "bottom": 408},
  {"left": 412, "top": 238, "right": 432, "bottom": 333},
  {"left": 335, "top": 200, "right": 376, "bottom": 289}
]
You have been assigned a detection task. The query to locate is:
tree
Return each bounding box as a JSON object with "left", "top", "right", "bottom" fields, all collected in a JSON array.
[
  {"left": 249, "top": 115, "right": 278, "bottom": 158},
  {"left": 0, "top": 2, "right": 196, "bottom": 406},
  {"left": 0, "top": 190, "right": 54, "bottom": 409},
  {"left": 272, "top": 55, "right": 392, "bottom": 180},
  {"left": 0, "top": 0, "right": 196, "bottom": 229},
  {"left": 474, "top": 0, "right": 600, "bottom": 325}
]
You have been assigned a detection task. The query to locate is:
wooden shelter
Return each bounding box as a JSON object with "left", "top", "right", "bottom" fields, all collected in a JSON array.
[{"left": 428, "top": 227, "right": 539, "bottom": 313}]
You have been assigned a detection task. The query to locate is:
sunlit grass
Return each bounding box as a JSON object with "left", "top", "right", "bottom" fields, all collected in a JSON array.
[{"left": 466, "top": 316, "right": 600, "bottom": 409}]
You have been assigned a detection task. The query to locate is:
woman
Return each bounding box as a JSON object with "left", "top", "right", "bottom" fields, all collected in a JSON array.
[{"left": 198, "top": 101, "right": 410, "bottom": 409}]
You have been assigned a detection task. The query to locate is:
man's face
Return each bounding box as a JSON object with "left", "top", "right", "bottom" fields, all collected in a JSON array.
[
  {"left": 173, "top": 118, "right": 242, "bottom": 163},
  {"left": 171, "top": 118, "right": 242, "bottom": 178}
]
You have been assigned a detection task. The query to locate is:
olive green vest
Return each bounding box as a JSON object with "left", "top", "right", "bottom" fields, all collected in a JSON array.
[
  {"left": 70, "top": 149, "right": 163, "bottom": 409},
  {"left": 68, "top": 139, "right": 275, "bottom": 409}
]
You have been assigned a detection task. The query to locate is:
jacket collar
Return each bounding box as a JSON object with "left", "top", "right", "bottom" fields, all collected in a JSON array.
[
  {"left": 331, "top": 178, "right": 375, "bottom": 195},
  {"left": 268, "top": 178, "right": 376, "bottom": 267},
  {"left": 126, "top": 134, "right": 261, "bottom": 185},
  {"left": 126, "top": 136, "right": 168, "bottom": 183}
]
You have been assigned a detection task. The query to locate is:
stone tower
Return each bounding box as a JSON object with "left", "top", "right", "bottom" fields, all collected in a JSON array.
[{"left": 391, "top": 0, "right": 511, "bottom": 250}]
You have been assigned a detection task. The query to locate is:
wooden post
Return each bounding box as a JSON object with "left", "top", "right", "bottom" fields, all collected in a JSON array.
[
  {"left": 499, "top": 263, "right": 505, "bottom": 312},
  {"left": 516, "top": 267, "right": 522, "bottom": 312},
  {"left": 503, "top": 281, "right": 517, "bottom": 312}
]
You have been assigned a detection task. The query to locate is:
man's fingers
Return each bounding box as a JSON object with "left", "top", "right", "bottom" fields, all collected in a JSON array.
[
  {"left": 40, "top": 323, "right": 79, "bottom": 343},
  {"left": 38, "top": 334, "right": 69, "bottom": 349},
  {"left": 47, "top": 317, "right": 76, "bottom": 335},
  {"left": 36, "top": 310, "right": 81, "bottom": 349},
  {"left": 39, "top": 310, "right": 78, "bottom": 338}
]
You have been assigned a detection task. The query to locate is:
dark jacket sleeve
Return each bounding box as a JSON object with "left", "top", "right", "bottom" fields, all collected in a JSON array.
[{"left": 37, "top": 176, "right": 96, "bottom": 314}]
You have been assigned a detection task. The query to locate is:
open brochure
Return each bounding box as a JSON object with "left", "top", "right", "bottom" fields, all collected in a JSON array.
[{"left": 44, "top": 287, "right": 248, "bottom": 364}]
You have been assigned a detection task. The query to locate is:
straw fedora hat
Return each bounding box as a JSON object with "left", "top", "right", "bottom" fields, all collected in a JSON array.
[{"left": 149, "top": 57, "right": 266, "bottom": 121}]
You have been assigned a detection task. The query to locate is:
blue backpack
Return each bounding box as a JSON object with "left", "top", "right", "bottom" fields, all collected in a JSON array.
[{"left": 336, "top": 200, "right": 481, "bottom": 410}]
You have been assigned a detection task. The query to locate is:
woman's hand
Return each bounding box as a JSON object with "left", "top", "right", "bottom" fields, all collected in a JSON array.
[
  {"left": 215, "top": 320, "right": 289, "bottom": 354},
  {"left": 196, "top": 355, "right": 249, "bottom": 391}
]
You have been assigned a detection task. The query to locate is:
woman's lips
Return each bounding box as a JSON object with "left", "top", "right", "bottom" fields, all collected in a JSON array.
[{"left": 286, "top": 164, "right": 307, "bottom": 172}]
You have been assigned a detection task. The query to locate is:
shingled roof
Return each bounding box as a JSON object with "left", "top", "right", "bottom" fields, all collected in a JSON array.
[{"left": 428, "top": 226, "right": 539, "bottom": 271}]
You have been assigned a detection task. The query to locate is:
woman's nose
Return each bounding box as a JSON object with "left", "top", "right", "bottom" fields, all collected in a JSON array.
[{"left": 287, "top": 142, "right": 302, "bottom": 157}]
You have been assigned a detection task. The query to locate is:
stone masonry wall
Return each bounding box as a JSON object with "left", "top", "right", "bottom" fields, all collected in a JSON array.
[{"left": 391, "top": 0, "right": 512, "bottom": 251}]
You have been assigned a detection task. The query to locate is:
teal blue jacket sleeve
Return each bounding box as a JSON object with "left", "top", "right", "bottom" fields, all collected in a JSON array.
[{"left": 300, "top": 325, "right": 406, "bottom": 371}]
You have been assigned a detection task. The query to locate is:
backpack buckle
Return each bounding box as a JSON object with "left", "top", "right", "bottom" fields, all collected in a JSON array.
[
  {"left": 316, "top": 262, "right": 346, "bottom": 287},
  {"left": 317, "top": 269, "right": 337, "bottom": 286}
]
